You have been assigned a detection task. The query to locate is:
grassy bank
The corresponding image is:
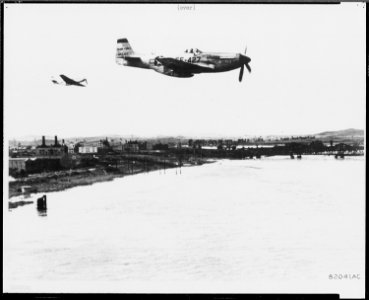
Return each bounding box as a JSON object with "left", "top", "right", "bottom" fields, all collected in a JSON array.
[
  {"left": 9, "top": 163, "right": 166, "bottom": 199},
  {"left": 8, "top": 158, "right": 212, "bottom": 199}
]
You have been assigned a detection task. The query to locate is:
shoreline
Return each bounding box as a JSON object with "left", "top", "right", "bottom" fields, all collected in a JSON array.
[
  {"left": 8, "top": 159, "right": 213, "bottom": 200},
  {"left": 7, "top": 153, "right": 363, "bottom": 200}
]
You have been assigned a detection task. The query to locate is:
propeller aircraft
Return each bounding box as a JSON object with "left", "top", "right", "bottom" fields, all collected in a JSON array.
[
  {"left": 116, "top": 38, "right": 251, "bottom": 82},
  {"left": 51, "top": 75, "right": 88, "bottom": 87}
]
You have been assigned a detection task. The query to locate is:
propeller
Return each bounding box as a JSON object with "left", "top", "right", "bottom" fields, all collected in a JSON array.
[
  {"left": 239, "top": 65, "right": 244, "bottom": 82},
  {"left": 238, "top": 47, "right": 251, "bottom": 82}
]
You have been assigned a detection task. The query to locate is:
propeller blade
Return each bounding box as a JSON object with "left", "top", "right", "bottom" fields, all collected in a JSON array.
[
  {"left": 245, "top": 63, "right": 251, "bottom": 73},
  {"left": 239, "top": 64, "right": 244, "bottom": 82},
  {"left": 244, "top": 46, "right": 247, "bottom": 55}
]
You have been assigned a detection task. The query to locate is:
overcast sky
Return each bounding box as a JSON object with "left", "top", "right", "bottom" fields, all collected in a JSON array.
[{"left": 4, "top": 3, "right": 366, "bottom": 139}]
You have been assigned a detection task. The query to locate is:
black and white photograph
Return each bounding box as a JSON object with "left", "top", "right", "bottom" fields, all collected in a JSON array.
[{"left": 2, "top": 2, "right": 366, "bottom": 299}]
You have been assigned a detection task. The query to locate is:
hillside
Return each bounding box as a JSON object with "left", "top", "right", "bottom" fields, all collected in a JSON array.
[{"left": 315, "top": 128, "right": 364, "bottom": 138}]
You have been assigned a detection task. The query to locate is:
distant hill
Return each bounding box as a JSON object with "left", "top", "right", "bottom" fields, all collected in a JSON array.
[
  {"left": 315, "top": 128, "right": 364, "bottom": 138},
  {"left": 314, "top": 129, "right": 364, "bottom": 144}
]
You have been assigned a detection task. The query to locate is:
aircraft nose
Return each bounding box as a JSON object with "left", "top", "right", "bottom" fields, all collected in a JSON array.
[
  {"left": 239, "top": 54, "right": 251, "bottom": 64},
  {"left": 240, "top": 55, "right": 251, "bottom": 63},
  {"left": 239, "top": 54, "right": 251, "bottom": 74}
]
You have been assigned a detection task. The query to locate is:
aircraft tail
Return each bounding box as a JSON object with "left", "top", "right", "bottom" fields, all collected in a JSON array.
[{"left": 116, "top": 38, "right": 134, "bottom": 59}]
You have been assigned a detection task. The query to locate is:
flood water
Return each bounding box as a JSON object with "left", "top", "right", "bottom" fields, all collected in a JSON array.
[{"left": 3, "top": 156, "right": 365, "bottom": 297}]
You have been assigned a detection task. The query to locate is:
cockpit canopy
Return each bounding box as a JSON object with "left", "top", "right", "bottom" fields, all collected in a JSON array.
[{"left": 185, "top": 48, "right": 202, "bottom": 54}]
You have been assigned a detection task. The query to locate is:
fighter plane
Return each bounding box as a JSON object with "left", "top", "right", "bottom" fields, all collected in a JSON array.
[
  {"left": 116, "top": 38, "right": 251, "bottom": 82},
  {"left": 51, "top": 75, "right": 88, "bottom": 87}
]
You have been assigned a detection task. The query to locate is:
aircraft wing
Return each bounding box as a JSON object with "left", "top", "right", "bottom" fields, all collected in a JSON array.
[
  {"left": 195, "top": 62, "right": 216, "bottom": 70},
  {"left": 59, "top": 75, "right": 86, "bottom": 86},
  {"left": 72, "top": 82, "right": 86, "bottom": 87},
  {"left": 156, "top": 57, "right": 213, "bottom": 73},
  {"left": 60, "top": 75, "right": 78, "bottom": 85}
]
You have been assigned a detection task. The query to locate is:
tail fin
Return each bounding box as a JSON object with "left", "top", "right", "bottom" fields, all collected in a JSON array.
[{"left": 116, "top": 38, "right": 134, "bottom": 59}]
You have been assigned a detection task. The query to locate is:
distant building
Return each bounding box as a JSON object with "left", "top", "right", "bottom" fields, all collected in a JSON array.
[
  {"left": 36, "top": 136, "right": 67, "bottom": 157},
  {"left": 112, "top": 144, "right": 124, "bottom": 152},
  {"left": 95, "top": 138, "right": 112, "bottom": 154},
  {"left": 137, "top": 141, "right": 154, "bottom": 151},
  {"left": 110, "top": 140, "right": 125, "bottom": 152},
  {"left": 146, "top": 142, "right": 154, "bottom": 151},
  {"left": 123, "top": 141, "right": 140, "bottom": 152},
  {"left": 152, "top": 143, "right": 169, "bottom": 151},
  {"left": 123, "top": 143, "right": 139, "bottom": 152},
  {"left": 79, "top": 146, "right": 98, "bottom": 154},
  {"left": 9, "top": 157, "right": 61, "bottom": 174},
  {"left": 60, "top": 154, "right": 81, "bottom": 168},
  {"left": 67, "top": 143, "right": 75, "bottom": 153},
  {"left": 9, "top": 158, "right": 30, "bottom": 172}
]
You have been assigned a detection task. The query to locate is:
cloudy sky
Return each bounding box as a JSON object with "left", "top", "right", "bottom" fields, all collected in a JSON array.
[{"left": 4, "top": 3, "right": 366, "bottom": 139}]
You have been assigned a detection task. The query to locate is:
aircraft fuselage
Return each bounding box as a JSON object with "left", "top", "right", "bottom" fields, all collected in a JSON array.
[{"left": 119, "top": 52, "right": 242, "bottom": 72}]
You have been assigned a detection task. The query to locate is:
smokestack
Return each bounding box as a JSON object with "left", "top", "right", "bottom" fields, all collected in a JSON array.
[
  {"left": 54, "top": 135, "right": 58, "bottom": 146},
  {"left": 42, "top": 136, "right": 46, "bottom": 147}
]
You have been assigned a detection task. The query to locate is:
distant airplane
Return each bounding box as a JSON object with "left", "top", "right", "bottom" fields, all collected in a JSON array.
[
  {"left": 51, "top": 74, "right": 88, "bottom": 87},
  {"left": 116, "top": 38, "right": 251, "bottom": 82}
]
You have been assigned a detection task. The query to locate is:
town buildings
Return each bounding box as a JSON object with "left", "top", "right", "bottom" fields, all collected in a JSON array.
[{"left": 35, "top": 136, "right": 67, "bottom": 157}]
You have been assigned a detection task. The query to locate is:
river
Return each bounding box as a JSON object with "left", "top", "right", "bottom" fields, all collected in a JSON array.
[{"left": 3, "top": 156, "right": 365, "bottom": 297}]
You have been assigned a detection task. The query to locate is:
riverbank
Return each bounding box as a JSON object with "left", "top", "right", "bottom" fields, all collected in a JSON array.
[
  {"left": 8, "top": 158, "right": 212, "bottom": 199},
  {"left": 8, "top": 150, "right": 363, "bottom": 199}
]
